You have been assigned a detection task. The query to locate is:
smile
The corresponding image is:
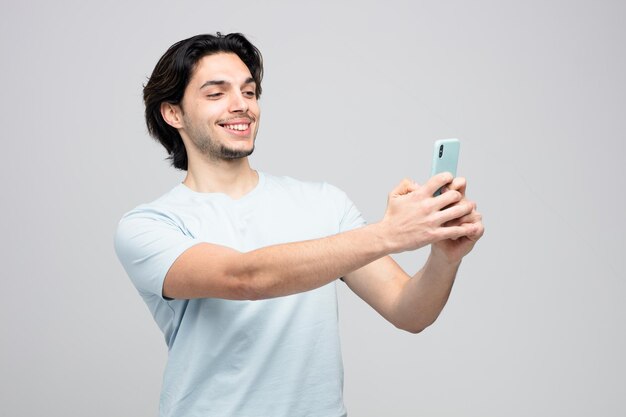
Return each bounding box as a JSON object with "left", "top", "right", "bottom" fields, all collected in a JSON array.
[{"left": 222, "top": 123, "right": 250, "bottom": 131}]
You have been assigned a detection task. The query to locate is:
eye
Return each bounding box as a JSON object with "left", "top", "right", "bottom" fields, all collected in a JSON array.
[
  {"left": 206, "top": 92, "right": 223, "bottom": 99},
  {"left": 243, "top": 90, "right": 256, "bottom": 98}
]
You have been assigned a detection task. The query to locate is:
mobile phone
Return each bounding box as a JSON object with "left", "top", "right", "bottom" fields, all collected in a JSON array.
[{"left": 430, "top": 138, "right": 460, "bottom": 196}]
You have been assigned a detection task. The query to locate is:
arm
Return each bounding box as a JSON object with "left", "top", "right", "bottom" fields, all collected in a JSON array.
[
  {"left": 342, "top": 251, "right": 461, "bottom": 334},
  {"left": 165, "top": 224, "right": 388, "bottom": 300},
  {"left": 163, "top": 173, "right": 474, "bottom": 300},
  {"left": 343, "top": 177, "right": 484, "bottom": 333}
]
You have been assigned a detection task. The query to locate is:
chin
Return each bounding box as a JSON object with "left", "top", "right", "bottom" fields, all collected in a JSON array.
[{"left": 220, "top": 145, "right": 255, "bottom": 160}]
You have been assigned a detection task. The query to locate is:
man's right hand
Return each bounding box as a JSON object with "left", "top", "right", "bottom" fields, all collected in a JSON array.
[{"left": 379, "top": 173, "right": 476, "bottom": 254}]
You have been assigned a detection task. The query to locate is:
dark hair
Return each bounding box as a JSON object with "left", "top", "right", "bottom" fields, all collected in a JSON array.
[{"left": 143, "top": 33, "right": 263, "bottom": 170}]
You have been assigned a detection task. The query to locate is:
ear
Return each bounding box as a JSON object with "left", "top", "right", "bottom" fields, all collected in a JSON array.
[{"left": 160, "top": 102, "right": 184, "bottom": 129}]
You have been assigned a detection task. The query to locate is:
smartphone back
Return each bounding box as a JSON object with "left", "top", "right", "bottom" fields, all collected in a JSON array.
[
  {"left": 431, "top": 138, "right": 460, "bottom": 177},
  {"left": 431, "top": 138, "right": 460, "bottom": 196}
]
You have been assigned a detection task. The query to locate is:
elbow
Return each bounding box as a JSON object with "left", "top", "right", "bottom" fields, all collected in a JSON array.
[
  {"left": 397, "top": 323, "right": 427, "bottom": 334},
  {"left": 405, "top": 327, "right": 425, "bottom": 335},
  {"left": 394, "top": 317, "right": 437, "bottom": 334}
]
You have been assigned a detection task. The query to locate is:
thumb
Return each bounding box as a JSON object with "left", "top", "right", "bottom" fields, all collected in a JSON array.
[{"left": 391, "top": 178, "right": 419, "bottom": 197}]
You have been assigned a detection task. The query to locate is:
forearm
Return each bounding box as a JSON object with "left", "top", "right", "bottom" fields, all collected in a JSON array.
[
  {"left": 392, "top": 247, "right": 461, "bottom": 333},
  {"left": 236, "top": 223, "right": 391, "bottom": 299}
]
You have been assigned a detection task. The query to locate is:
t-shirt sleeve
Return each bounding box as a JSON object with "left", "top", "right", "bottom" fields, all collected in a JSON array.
[
  {"left": 114, "top": 208, "right": 201, "bottom": 299},
  {"left": 325, "top": 183, "right": 367, "bottom": 233},
  {"left": 324, "top": 184, "right": 367, "bottom": 282}
]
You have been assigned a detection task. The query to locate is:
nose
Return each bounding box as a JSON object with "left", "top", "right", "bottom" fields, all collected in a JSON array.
[{"left": 229, "top": 91, "right": 249, "bottom": 113}]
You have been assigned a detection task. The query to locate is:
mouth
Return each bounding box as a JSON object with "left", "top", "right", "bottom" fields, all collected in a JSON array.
[{"left": 218, "top": 118, "right": 254, "bottom": 135}]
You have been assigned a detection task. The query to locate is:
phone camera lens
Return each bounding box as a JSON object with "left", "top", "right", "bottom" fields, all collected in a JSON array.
[{"left": 439, "top": 145, "right": 444, "bottom": 158}]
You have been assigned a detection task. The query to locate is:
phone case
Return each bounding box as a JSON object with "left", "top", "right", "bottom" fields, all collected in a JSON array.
[{"left": 431, "top": 138, "right": 460, "bottom": 196}]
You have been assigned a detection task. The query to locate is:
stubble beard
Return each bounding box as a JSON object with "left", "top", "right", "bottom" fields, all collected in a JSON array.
[
  {"left": 199, "top": 137, "right": 255, "bottom": 161},
  {"left": 185, "top": 117, "right": 256, "bottom": 161}
]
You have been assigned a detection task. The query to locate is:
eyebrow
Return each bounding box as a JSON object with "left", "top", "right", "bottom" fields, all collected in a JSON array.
[{"left": 199, "top": 77, "right": 256, "bottom": 90}]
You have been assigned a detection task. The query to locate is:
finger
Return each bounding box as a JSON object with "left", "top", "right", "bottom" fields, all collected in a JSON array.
[
  {"left": 423, "top": 172, "right": 454, "bottom": 197},
  {"left": 434, "top": 223, "right": 478, "bottom": 241},
  {"left": 449, "top": 213, "right": 484, "bottom": 240},
  {"left": 444, "top": 210, "right": 481, "bottom": 227},
  {"left": 465, "top": 222, "right": 485, "bottom": 241},
  {"left": 435, "top": 200, "right": 474, "bottom": 225},
  {"left": 448, "top": 209, "right": 483, "bottom": 224},
  {"left": 390, "top": 178, "right": 418, "bottom": 197},
  {"left": 430, "top": 187, "right": 463, "bottom": 211},
  {"left": 447, "top": 177, "right": 467, "bottom": 196}
]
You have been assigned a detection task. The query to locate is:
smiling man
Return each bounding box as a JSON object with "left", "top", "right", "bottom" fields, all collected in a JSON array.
[{"left": 114, "top": 33, "right": 483, "bottom": 417}]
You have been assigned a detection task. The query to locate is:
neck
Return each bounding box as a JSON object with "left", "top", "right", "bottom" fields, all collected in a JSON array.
[{"left": 183, "top": 156, "right": 258, "bottom": 199}]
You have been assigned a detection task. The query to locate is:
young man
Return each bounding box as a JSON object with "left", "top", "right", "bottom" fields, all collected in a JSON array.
[{"left": 115, "top": 33, "right": 483, "bottom": 417}]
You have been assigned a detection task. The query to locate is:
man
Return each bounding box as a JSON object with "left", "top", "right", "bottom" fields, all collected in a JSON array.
[{"left": 115, "top": 32, "right": 483, "bottom": 417}]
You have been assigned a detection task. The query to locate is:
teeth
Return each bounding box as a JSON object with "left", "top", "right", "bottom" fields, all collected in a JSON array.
[{"left": 224, "top": 123, "right": 249, "bottom": 131}]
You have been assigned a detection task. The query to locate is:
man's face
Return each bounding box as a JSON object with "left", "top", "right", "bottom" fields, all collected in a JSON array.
[{"left": 178, "top": 53, "right": 260, "bottom": 161}]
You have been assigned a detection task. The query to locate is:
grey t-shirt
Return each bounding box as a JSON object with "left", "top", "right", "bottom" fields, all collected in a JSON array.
[{"left": 114, "top": 172, "right": 366, "bottom": 417}]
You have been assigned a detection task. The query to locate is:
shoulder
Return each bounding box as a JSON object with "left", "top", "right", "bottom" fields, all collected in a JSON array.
[
  {"left": 118, "top": 184, "right": 192, "bottom": 223},
  {"left": 114, "top": 184, "right": 199, "bottom": 261},
  {"left": 114, "top": 184, "right": 195, "bottom": 244}
]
